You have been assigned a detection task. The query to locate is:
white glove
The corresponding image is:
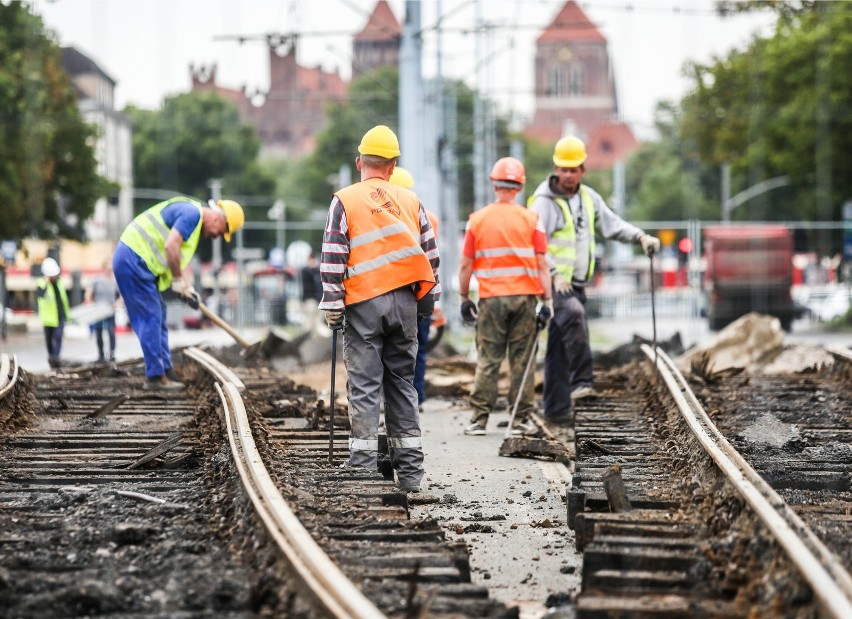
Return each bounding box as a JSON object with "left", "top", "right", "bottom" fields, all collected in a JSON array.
[
  {"left": 172, "top": 279, "right": 200, "bottom": 309},
  {"left": 324, "top": 310, "right": 344, "bottom": 328},
  {"left": 640, "top": 234, "right": 661, "bottom": 257},
  {"left": 552, "top": 273, "right": 572, "bottom": 295}
]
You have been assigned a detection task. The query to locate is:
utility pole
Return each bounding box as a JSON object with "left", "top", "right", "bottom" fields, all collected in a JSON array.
[
  {"left": 399, "top": 1, "right": 424, "bottom": 191},
  {"left": 208, "top": 179, "right": 223, "bottom": 304},
  {"left": 472, "top": 0, "right": 486, "bottom": 211}
]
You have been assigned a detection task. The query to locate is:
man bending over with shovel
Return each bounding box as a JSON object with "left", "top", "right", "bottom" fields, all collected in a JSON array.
[
  {"left": 459, "top": 157, "right": 552, "bottom": 437},
  {"left": 113, "top": 196, "right": 244, "bottom": 390},
  {"left": 318, "top": 125, "right": 440, "bottom": 494}
]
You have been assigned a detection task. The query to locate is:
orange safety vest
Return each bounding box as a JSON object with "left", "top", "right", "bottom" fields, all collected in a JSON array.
[
  {"left": 336, "top": 178, "right": 436, "bottom": 305},
  {"left": 467, "top": 201, "right": 543, "bottom": 299}
]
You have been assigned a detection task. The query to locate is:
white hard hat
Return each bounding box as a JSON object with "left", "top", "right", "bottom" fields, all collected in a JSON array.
[{"left": 41, "top": 257, "right": 60, "bottom": 277}]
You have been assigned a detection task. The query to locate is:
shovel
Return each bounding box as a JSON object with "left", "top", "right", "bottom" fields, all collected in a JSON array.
[
  {"left": 197, "top": 301, "right": 263, "bottom": 360},
  {"left": 504, "top": 324, "right": 543, "bottom": 439}
]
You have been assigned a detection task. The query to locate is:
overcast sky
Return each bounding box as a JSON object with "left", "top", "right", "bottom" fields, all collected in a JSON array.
[{"left": 37, "top": 0, "right": 776, "bottom": 138}]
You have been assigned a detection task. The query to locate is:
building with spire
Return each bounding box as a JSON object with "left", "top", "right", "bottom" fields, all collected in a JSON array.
[
  {"left": 524, "top": 1, "right": 638, "bottom": 168},
  {"left": 353, "top": 0, "right": 401, "bottom": 77}
]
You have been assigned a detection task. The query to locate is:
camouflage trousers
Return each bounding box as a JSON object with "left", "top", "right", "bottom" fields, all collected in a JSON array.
[{"left": 469, "top": 295, "right": 538, "bottom": 426}]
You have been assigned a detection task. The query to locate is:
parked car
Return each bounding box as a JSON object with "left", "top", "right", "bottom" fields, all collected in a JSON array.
[{"left": 804, "top": 288, "right": 852, "bottom": 322}]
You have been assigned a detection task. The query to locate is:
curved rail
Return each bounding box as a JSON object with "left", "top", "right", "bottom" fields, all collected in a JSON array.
[
  {"left": 642, "top": 344, "right": 852, "bottom": 618},
  {"left": 185, "top": 348, "right": 385, "bottom": 619},
  {"left": 828, "top": 345, "right": 852, "bottom": 364},
  {"left": 183, "top": 347, "right": 246, "bottom": 391},
  {"left": 0, "top": 354, "right": 20, "bottom": 401}
]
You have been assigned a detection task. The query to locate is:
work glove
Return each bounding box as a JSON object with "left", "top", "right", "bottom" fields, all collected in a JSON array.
[
  {"left": 536, "top": 299, "right": 553, "bottom": 329},
  {"left": 324, "top": 310, "right": 344, "bottom": 328},
  {"left": 417, "top": 294, "right": 435, "bottom": 322},
  {"left": 460, "top": 299, "right": 478, "bottom": 325},
  {"left": 552, "top": 273, "right": 572, "bottom": 296},
  {"left": 172, "top": 280, "right": 200, "bottom": 310},
  {"left": 640, "top": 234, "right": 661, "bottom": 257}
]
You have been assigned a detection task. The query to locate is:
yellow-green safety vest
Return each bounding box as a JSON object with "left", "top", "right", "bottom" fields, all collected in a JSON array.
[
  {"left": 37, "top": 277, "right": 70, "bottom": 328},
  {"left": 120, "top": 198, "right": 203, "bottom": 291},
  {"left": 529, "top": 186, "right": 596, "bottom": 282}
]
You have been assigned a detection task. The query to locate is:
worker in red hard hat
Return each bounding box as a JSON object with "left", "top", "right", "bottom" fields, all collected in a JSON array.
[
  {"left": 318, "top": 125, "right": 440, "bottom": 494},
  {"left": 529, "top": 136, "right": 660, "bottom": 435},
  {"left": 458, "top": 157, "right": 552, "bottom": 437}
]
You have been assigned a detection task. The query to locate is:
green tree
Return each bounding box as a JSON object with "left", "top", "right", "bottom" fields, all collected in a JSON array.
[
  {"left": 626, "top": 101, "right": 720, "bottom": 223},
  {"left": 0, "top": 3, "right": 109, "bottom": 241},
  {"left": 680, "top": 2, "right": 852, "bottom": 225},
  {"left": 126, "top": 91, "right": 275, "bottom": 208}
]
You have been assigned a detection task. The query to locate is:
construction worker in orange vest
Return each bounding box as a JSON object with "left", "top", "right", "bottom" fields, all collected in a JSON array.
[
  {"left": 458, "top": 157, "right": 553, "bottom": 436},
  {"left": 318, "top": 125, "right": 440, "bottom": 494},
  {"left": 389, "top": 165, "right": 440, "bottom": 413}
]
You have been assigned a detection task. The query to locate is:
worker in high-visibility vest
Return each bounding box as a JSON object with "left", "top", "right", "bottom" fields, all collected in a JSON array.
[
  {"left": 318, "top": 125, "right": 440, "bottom": 494},
  {"left": 528, "top": 136, "right": 660, "bottom": 433},
  {"left": 36, "top": 257, "right": 70, "bottom": 369},
  {"left": 458, "top": 157, "right": 553, "bottom": 437},
  {"left": 113, "top": 197, "right": 244, "bottom": 390},
  {"left": 389, "top": 165, "right": 440, "bottom": 413}
]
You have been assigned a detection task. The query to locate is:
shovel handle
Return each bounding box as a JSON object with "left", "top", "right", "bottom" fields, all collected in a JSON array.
[{"left": 197, "top": 302, "right": 252, "bottom": 349}]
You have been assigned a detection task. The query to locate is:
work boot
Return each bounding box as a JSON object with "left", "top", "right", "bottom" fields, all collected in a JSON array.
[
  {"left": 142, "top": 376, "right": 184, "bottom": 391},
  {"left": 510, "top": 420, "right": 538, "bottom": 436},
  {"left": 164, "top": 368, "right": 184, "bottom": 384},
  {"left": 463, "top": 422, "right": 486, "bottom": 436},
  {"left": 571, "top": 386, "right": 598, "bottom": 401}
]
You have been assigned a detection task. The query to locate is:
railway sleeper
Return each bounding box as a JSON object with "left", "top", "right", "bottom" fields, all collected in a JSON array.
[{"left": 575, "top": 592, "right": 746, "bottom": 618}]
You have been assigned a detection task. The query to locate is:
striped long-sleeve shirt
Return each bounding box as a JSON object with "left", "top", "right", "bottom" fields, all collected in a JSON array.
[{"left": 318, "top": 195, "right": 441, "bottom": 311}]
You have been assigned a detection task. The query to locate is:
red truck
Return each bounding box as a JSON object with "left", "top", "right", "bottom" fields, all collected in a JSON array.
[{"left": 703, "top": 225, "right": 795, "bottom": 331}]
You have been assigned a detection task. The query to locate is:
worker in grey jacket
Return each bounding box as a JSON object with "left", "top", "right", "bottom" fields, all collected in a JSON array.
[{"left": 529, "top": 136, "right": 660, "bottom": 430}]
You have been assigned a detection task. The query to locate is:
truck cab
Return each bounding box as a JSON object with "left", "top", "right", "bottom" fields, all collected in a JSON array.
[{"left": 703, "top": 225, "right": 795, "bottom": 331}]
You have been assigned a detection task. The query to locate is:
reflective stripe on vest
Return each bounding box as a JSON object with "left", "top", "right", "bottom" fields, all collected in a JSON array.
[
  {"left": 534, "top": 186, "right": 596, "bottom": 282},
  {"left": 387, "top": 436, "right": 423, "bottom": 449},
  {"left": 37, "top": 278, "right": 70, "bottom": 328},
  {"left": 336, "top": 179, "right": 435, "bottom": 305},
  {"left": 119, "top": 198, "right": 203, "bottom": 291},
  {"left": 468, "top": 201, "right": 544, "bottom": 299},
  {"left": 350, "top": 437, "right": 379, "bottom": 451}
]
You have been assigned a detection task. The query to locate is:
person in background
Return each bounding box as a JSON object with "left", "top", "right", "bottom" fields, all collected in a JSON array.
[
  {"left": 85, "top": 259, "right": 119, "bottom": 363},
  {"left": 113, "top": 196, "right": 244, "bottom": 390},
  {"left": 319, "top": 125, "right": 440, "bottom": 494},
  {"left": 36, "top": 257, "right": 70, "bottom": 369},
  {"left": 389, "top": 165, "right": 440, "bottom": 413},
  {"left": 528, "top": 135, "right": 660, "bottom": 431},
  {"left": 458, "top": 157, "right": 552, "bottom": 436},
  {"left": 299, "top": 252, "right": 324, "bottom": 331}
]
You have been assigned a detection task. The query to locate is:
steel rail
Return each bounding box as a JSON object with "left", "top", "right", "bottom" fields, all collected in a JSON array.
[
  {"left": 642, "top": 344, "right": 852, "bottom": 618},
  {"left": 215, "top": 381, "right": 385, "bottom": 619},
  {"left": 0, "top": 354, "right": 19, "bottom": 400},
  {"left": 183, "top": 347, "right": 246, "bottom": 391},
  {"left": 827, "top": 346, "right": 852, "bottom": 364}
]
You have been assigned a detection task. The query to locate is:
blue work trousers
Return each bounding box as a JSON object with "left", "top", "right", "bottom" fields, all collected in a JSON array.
[
  {"left": 543, "top": 288, "right": 593, "bottom": 423},
  {"left": 414, "top": 315, "right": 431, "bottom": 405},
  {"left": 44, "top": 322, "right": 65, "bottom": 361},
  {"left": 113, "top": 243, "right": 173, "bottom": 379}
]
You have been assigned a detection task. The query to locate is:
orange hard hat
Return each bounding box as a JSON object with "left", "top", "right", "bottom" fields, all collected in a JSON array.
[{"left": 489, "top": 157, "right": 526, "bottom": 185}]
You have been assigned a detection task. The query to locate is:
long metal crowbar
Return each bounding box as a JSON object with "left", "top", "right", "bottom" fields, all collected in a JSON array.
[
  {"left": 328, "top": 323, "right": 343, "bottom": 464},
  {"left": 504, "top": 324, "right": 543, "bottom": 439}
]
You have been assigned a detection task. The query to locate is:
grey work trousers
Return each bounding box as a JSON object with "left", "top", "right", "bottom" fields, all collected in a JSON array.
[
  {"left": 543, "top": 287, "right": 592, "bottom": 424},
  {"left": 343, "top": 287, "right": 424, "bottom": 490}
]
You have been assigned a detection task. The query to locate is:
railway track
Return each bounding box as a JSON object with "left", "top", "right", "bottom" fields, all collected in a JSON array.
[
  {"left": 569, "top": 346, "right": 852, "bottom": 618},
  {"left": 2, "top": 340, "right": 851, "bottom": 618}
]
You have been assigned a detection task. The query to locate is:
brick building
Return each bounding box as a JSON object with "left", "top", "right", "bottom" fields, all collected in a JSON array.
[
  {"left": 523, "top": 1, "right": 638, "bottom": 168},
  {"left": 191, "top": 1, "right": 400, "bottom": 158}
]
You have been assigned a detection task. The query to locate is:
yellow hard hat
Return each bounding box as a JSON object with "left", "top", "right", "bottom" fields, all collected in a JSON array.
[
  {"left": 358, "top": 125, "right": 401, "bottom": 159},
  {"left": 553, "top": 135, "right": 587, "bottom": 168},
  {"left": 389, "top": 166, "right": 415, "bottom": 188},
  {"left": 216, "top": 199, "right": 244, "bottom": 242}
]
